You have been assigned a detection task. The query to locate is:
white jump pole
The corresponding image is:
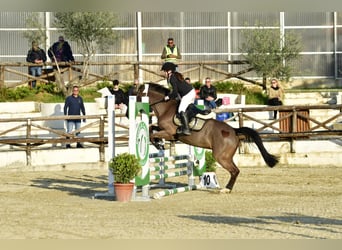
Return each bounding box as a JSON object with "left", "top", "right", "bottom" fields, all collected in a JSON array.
[
  {"left": 93, "top": 95, "right": 115, "bottom": 198},
  {"left": 107, "top": 94, "right": 115, "bottom": 195}
]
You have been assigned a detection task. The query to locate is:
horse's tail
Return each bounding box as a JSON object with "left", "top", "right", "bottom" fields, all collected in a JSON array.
[{"left": 235, "top": 127, "right": 279, "bottom": 168}]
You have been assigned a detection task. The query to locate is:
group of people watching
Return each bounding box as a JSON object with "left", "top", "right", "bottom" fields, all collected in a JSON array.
[
  {"left": 42, "top": 36, "right": 285, "bottom": 147},
  {"left": 26, "top": 36, "right": 74, "bottom": 88}
]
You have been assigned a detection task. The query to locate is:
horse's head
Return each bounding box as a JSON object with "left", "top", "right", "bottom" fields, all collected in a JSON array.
[{"left": 136, "top": 82, "right": 170, "bottom": 104}]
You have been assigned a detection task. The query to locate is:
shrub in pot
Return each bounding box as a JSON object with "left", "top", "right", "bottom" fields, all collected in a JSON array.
[{"left": 108, "top": 153, "right": 141, "bottom": 202}]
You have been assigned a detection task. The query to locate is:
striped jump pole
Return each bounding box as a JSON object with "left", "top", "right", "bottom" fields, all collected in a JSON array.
[
  {"left": 152, "top": 184, "right": 203, "bottom": 199},
  {"left": 148, "top": 150, "right": 193, "bottom": 190}
]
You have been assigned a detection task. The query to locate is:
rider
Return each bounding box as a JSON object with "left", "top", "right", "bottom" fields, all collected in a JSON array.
[{"left": 161, "top": 62, "right": 196, "bottom": 136}]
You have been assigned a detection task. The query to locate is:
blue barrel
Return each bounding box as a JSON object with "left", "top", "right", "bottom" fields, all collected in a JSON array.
[{"left": 216, "top": 112, "right": 230, "bottom": 121}]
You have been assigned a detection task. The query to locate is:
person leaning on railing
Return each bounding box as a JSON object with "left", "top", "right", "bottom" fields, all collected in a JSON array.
[
  {"left": 267, "top": 78, "right": 285, "bottom": 119},
  {"left": 26, "top": 41, "right": 47, "bottom": 88}
]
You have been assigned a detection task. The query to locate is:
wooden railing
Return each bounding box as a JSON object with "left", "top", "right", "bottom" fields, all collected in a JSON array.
[
  {"left": 0, "top": 104, "right": 341, "bottom": 165},
  {"left": 0, "top": 113, "right": 129, "bottom": 166},
  {"left": 0, "top": 60, "right": 257, "bottom": 88},
  {"left": 216, "top": 104, "right": 342, "bottom": 152}
]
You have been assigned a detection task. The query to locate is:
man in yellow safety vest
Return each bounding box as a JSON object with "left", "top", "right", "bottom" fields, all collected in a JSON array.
[{"left": 161, "top": 37, "right": 182, "bottom": 65}]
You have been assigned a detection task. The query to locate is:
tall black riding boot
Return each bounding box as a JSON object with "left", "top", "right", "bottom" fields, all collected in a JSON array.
[{"left": 180, "top": 111, "right": 191, "bottom": 135}]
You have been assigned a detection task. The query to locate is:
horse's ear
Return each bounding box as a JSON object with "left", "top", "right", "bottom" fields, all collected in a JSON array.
[{"left": 137, "top": 84, "right": 144, "bottom": 92}]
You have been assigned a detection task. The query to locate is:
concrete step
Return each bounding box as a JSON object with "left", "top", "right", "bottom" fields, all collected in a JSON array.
[
  {"left": 284, "top": 92, "right": 324, "bottom": 105},
  {"left": 284, "top": 91, "right": 342, "bottom": 105}
]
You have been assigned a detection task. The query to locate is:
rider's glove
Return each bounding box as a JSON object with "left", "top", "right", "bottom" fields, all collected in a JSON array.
[{"left": 164, "top": 96, "right": 170, "bottom": 101}]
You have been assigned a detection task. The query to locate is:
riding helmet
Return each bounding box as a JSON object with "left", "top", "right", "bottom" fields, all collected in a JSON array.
[{"left": 161, "top": 62, "right": 177, "bottom": 72}]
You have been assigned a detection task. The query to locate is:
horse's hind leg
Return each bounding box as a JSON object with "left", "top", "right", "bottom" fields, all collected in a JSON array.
[
  {"left": 225, "top": 161, "right": 240, "bottom": 192},
  {"left": 213, "top": 144, "right": 240, "bottom": 193},
  {"left": 219, "top": 159, "right": 240, "bottom": 193}
]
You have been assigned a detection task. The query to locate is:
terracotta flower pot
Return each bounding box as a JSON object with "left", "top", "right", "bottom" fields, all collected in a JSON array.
[{"left": 114, "top": 183, "right": 134, "bottom": 202}]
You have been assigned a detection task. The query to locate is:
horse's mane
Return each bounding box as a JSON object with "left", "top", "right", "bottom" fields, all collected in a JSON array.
[{"left": 147, "top": 82, "right": 170, "bottom": 96}]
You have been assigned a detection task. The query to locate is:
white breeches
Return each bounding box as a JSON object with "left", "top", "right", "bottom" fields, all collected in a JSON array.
[{"left": 178, "top": 89, "right": 196, "bottom": 113}]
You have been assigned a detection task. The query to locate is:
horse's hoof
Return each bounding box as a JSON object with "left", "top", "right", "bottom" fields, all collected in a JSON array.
[{"left": 219, "top": 188, "right": 232, "bottom": 194}]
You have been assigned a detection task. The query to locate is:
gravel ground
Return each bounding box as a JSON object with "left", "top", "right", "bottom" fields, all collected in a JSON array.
[{"left": 0, "top": 164, "right": 341, "bottom": 239}]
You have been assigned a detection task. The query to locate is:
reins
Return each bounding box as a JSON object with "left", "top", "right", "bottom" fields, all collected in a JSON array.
[{"left": 150, "top": 99, "right": 165, "bottom": 106}]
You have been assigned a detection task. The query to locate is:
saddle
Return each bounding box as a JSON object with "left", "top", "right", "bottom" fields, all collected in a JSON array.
[{"left": 173, "top": 104, "right": 216, "bottom": 131}]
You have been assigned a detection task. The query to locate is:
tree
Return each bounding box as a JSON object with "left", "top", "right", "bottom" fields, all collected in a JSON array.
[
  {"left": 241, "top": 25, "right": 302, "bottom": 90},
  {"left": 23, "top": 13, "right": 47, "bottom": 47},
  {"left": 53, "top": 12, "right": 119, "bottom": 86}
]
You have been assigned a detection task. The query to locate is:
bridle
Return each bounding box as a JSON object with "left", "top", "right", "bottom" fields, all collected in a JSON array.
[{"left": 139, "top": 83, "right": 165, "bottom": 107}]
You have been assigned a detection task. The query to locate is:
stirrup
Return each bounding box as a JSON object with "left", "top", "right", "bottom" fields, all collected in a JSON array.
[
  {"left": 182, "top": 128, "right": 191, "bottom": 136},
  {"left": 176, "top": 126, "right": 183, "bottom": 134}
]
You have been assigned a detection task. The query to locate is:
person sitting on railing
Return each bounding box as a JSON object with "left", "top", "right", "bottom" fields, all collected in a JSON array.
[
  {"left": 267, "top": 78, "right": 285, "bottom": 119},
  {"left": 109, "top": 79, "right": 128, "bottom": 125}
]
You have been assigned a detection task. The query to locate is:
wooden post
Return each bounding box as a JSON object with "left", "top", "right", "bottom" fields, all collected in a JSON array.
[
  {"left": 99, "top": 115, "right": 105, "bottom": 162},
  {"left": 291, "top": 109, "right": 297, "bottom": 153},
  {"left": 238, "top": 110, "right": 244, "bottom": 154},
  {"left": 133, "top": 63, "right": 139, "bottom": 81},
  {"left": 68, "top": 65, "right": 73, "bottom": 83},
  {"left": 238, "top": 109, "right": 244, "bottom": 128},
  {"left": 198, "top": 63, "right": 203, "bottom": 83},
  {"left": 0, "top": 66, "right": 4, "bottom": 88},
  {"left": 26, "top": 119, "right": 32, "bottom": 166}
]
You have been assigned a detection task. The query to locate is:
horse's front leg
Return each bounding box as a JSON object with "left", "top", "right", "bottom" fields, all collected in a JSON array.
[{"left": 149, "top": 128, "right": 175, "bottom": 150}]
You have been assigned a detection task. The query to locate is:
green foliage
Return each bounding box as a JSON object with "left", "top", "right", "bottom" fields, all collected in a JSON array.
[
  {"left": 245, "top": 90, "right": 268, "bottom": 105},
  {"left": 23, "top": 13, "right": 47, "bottom": 47},
  {"left": 54, "top": 12, "right": 119, "bottom": 55},
  {"left": 192, "top": 81, "right": 202, "bottom": 90},
  {"left": 0, "top": 84, "right": 64, "bottom": 102},
  {"left": 240, "top": 24, "right": 302, "bottom": 85},
  {"left": 205, "top": 150, "right": 217, "bottom": 172},
  {"left": 108, "top": 153, "right": 141, "bottom": 184},
  {"left": 37, "top": 83, "right": 57, "bottom": 94},
  {"left": 96, "top": 81, "right": 112, "bottom": 90},
  {"left": 53, "top": 12, "right": 120, "bottom": 82},
  {"left": 215, "top": 81, "right": 247, "bottom": 94},
  {"left": 214, "top": 81, "right": 232, "bottom": 93},
  {"left": 1, "top": 86, "right": 31, "bottom": 101},
  {"left": 79, "top": 87, "right": 101, "bottom": 102}
]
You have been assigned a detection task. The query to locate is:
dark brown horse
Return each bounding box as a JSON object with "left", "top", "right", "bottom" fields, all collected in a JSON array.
[{"left": 136, "top": 83, "right": 279, "bottom": 192}]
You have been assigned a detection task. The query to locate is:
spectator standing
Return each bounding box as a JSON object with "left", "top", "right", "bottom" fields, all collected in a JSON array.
[
  {"left": 110, "top": 79, "right": 128, "bottom": 124},
  {"left": 128, "top": 78, "right": 139, "bottom": 97},
  {"left": 161, "top": 38, "right": 182, "bottom": 66},
  {"left": 199, "top": 77, "right": 218, "bottom": 110},
  {"left": 48, "top": 36, "right": 75, "bottom": 67},
  {"left": 64, "top": 86, "right": 86, "bottom": 148},
  {"left": 26, "top": 41, "right": 47, "bottom": 88},
  {"left": 267, "top": 78, "right": 285, "bottom": 119}
]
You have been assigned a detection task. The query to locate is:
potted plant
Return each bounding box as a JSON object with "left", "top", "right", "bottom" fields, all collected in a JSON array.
[{"left": 108, "top": 152, "right": 141, "bottom": 202}]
